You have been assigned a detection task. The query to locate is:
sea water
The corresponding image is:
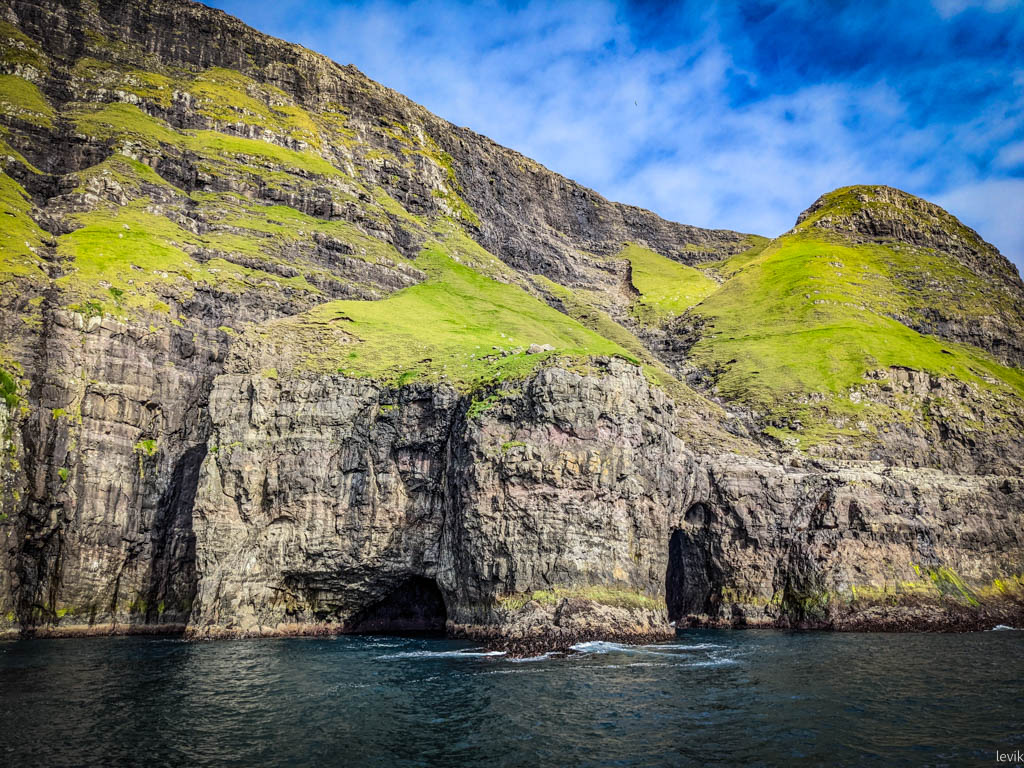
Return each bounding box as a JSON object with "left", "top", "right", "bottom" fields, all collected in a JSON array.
[{"left": 1, "top": 628, "right": 1021, "bottom": 766}]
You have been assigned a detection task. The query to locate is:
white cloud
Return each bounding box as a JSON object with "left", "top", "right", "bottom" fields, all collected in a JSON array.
[
  {"left": 931, "top": 0, "right": 1019, "bottom": 19},
  {"left": 994, "top": 140, "right": 1024, "bottom": 170},
  {"left": 935, "top": 179, "right": 1024, "bottom": 267}
]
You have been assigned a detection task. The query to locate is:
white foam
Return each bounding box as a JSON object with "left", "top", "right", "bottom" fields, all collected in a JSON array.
[
  {"left": 571, "top": 640, "right": 728, "bottom": 655},
  {"left": 376, "top": 649, "right": 507, "bottom": 659},
  {"left": 687, "top": 657, "right": 739, "bottom": 667},
  {"left": 509, "top": 652, "right": 555, "bottom": 663},
  {"left": 569, "top": 641, "right": 635, "bottom": 654},
  {"left": 639, "top": 642, "right": 726, "bottom": 650},
  {"left": 990, "top": 624, "right": 1019, "bottom": 631},
  {"left": 583, "top": 658, "right": 738, "bottom": 669}
]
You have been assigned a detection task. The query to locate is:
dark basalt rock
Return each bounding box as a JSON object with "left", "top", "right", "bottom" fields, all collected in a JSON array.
[{"left": 0, "top": 0, "right": 1021, "bottom": 647}]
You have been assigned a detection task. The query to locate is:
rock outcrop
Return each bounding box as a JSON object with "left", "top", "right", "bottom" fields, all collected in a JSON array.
[
  {"left": 182, "top": 358, "right": 1024, "bottom": 643},
  {"left": 0, "top": 0, "right": 1021, "bottom": 645}
]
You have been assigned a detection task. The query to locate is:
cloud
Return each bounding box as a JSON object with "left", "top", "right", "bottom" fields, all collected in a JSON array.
[
  {"left": 931, "top": 0, "right": 1018, "bottom": 19},
  {"left": 205, "top": 0, "right": 1024, "bottom": 272},
  {"left": 936, "top": 179, "right": 1024, "bottom": 265}
]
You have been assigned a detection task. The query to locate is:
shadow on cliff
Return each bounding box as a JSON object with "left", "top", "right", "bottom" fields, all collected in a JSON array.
[
  {"left": 666, "top": 504, "right": 723, "bottom": 623},
  {"left": 144, "top": 444, "right": 205, "bottom": 628}
]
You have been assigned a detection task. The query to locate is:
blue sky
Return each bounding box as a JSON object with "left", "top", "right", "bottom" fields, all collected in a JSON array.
[{"left": 206, "top": 0, "right": 1024, "bottom": 270}]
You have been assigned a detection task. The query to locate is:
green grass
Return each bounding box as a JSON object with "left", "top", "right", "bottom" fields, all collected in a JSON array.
[
  {"left": 70, "top": 103, "right": 341, "bottom": 178},
  {"left": 64, "top": 60, "right": 475, "bottom": 228},
  {"left": 376, "top": 120, "right": 480, "bottom": 226},
  {"left": 432, "top": 222, "right": 520, "bottom": 281},
  {"left": 203, "top": 198, "right": 401, "bottom": 265},
  {"left": 72, "top": 154, "right": 180, "bottom": 196},
  {"left": 0, "top": 368, "right": 18, "bottom": 411},
  {"left": 0, "top": 21, "right": 47, "bottom": 71},
  {"left": 72, "top": 102, "right": 182, "bottom": 147},
  {"left": 688, "top": 230, "right": 1024, "bottom": 446},
  {"left": 372, "top": 186, "right": 427, "bottom": 228},
  {"left": 620, "top": 243, "right": 718, "bottom": 324},
  {"left": 0, "top": 134, "right": 41, "bottom": 175},
  {"left": 56, "top": 200, "right": 322, "bottom": 317},
  {"left": 0, "top": 75, "right": 54, "bottom": 128},
  {"left": 134, "top": 439, "right": 158, "bottom": 456},
  {"left": 529, "top": 272, "right": 707, "bottom": 407},
  {"left": 119, "top": 68, "right": 176, "bottom": 108},
  {"left": 187, "top": 68, "right": 321, "bottom": 146},
  {"left": 189, "top": 130, "right": 341, "bottom": 177},
  {"left": 0, "top": 171, "right": 50, "bottom": 286},
  {"left": 259, "top": 241, "right": 635, "bottom": 387},
  {"left": 796, "top": 186, "right": 982, "bottom": 246},
  {"left": 72, "top": 63, "right": 325, "bottom": 146},
  {"left": 14, "top": 24, "right": 1020, "bottom": 463},
  {"left": 702, "top": 235, "right": 772, "bottom": 279}
]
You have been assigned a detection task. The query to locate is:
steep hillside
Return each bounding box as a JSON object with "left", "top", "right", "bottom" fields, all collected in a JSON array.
[
  {"left": 0, "top": 0, "right": 1022, "bottom": 643},
  {"left": 670, "top": 187, "right": 1024, "bottom": 471}
]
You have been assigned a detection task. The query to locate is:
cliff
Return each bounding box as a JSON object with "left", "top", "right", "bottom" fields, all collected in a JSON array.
[{"left": 0, "top": 0, "right": 1022, "bottom": 644}]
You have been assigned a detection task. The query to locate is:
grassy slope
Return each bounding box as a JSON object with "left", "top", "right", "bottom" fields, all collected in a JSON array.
[
  {"left": 0, "top": 74, "right": 54, "bottom": 128},
  {"left": 620, "top": 244, "right": 718, "bottom": 325},
  {"left": 795, "top": 185, "right": 1022, "bottom": 318},
  {"left": 56, "top": 200, "right": 326, "bottom": 317},
  {"left": 687, "top": 229, "right": 1024, "bottom": 446},
  {"left": 258, "top": 239, "right": 635, "bottom": 388},
  {"left": 0, "top": 60, "right": 419, "bottom": 317},
  {"left": 2, "top": 22, "right": 1021, "bottom": 451},
  {"left": 0, "top": 172, "right": 49, "bottom": 287},
  {"left": 530, "top": 272, "right": 709, "bottom": 409},
  {"left": 0, "top": 52, "right": 648, "bottom": 399}
]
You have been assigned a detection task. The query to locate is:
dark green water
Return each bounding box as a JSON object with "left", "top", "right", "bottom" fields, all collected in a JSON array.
[{"left": 1, "top": 629, "right": 1022, "bottom": 767}]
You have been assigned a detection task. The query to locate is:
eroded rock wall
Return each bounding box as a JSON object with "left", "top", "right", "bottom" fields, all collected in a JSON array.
[
  {"left": 1, "top": 0, "right": 1021, "bottom": 642},
  {"left": 188, "top": 360, "right": 1024, "bottom": 640},
  {"left": 5, "top": 309, "right": 225, "bottom": 632}
]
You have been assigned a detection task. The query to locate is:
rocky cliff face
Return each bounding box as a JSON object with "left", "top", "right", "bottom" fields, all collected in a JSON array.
[{"left": 0, "top": 0, "right": 1022, "bottom": 643}]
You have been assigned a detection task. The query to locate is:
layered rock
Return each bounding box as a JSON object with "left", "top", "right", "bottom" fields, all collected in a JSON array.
[
  {"left": 184, "top": 359, "right": 1023, "bottom": 642},
  {"left": 0, "top": 0, "right": 1022, "bottom": 645}
]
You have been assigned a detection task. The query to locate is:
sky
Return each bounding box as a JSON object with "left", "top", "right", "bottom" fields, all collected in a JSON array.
[{"left": 205, "top": 0, "right": 1024, "bottom": 271}]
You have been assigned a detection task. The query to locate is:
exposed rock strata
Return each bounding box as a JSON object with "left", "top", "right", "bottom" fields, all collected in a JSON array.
[
  {"left": 185, "top": 360, "right": 1024, "bottom": 642},
  {"left": 0, "top": 0, "right": 1022, "bottom": 644}
]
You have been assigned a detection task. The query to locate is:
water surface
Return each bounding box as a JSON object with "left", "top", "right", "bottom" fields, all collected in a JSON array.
[{"left": 2, "top": 629, "right": 1022, "bottom": 766}]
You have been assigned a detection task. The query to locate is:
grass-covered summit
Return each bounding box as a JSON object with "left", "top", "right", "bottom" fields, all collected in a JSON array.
[{"left": 676, "top": 186, "right": 1024, "bottom": 465}]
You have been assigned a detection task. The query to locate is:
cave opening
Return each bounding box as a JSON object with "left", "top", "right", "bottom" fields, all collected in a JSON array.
[
  {"left": 346, "top": 576, "right": 448, "bottom": 634},
  {"left": 666, "top": 504, "right": 717, "bottom": 623}
]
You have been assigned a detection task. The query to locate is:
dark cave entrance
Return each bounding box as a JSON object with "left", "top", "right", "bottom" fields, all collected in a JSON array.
[
  {"left": 665, "top": 504, "right": 719, "bottom": 623},
  {"left": 346, "top": 576, "right": 448, "bottom": 634}
]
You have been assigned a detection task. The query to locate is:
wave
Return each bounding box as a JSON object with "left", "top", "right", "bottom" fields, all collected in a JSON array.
[
  {"left": 376, "top": 649, "right": 507, "bottom": 659},
  {"left": 639, "top": 642, "right": 726, "bottom": 650},
  {"left": 686, "top": 657, "right": 739, "bottom": 667},
  {"left": 569, "top": 641, "right": 638, "bottom": 654},
  {"left": 583, "top": 657, "right": 739, "bottom": 670},
  {"left": 570, "top": 640, "right": 727, "bottom": 655},
  {"left": 509, "top": 652, "right": 556, "bottom": 663},
  {"left": 990, "top": 625, "right": 1019, "bottom": 631}
]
